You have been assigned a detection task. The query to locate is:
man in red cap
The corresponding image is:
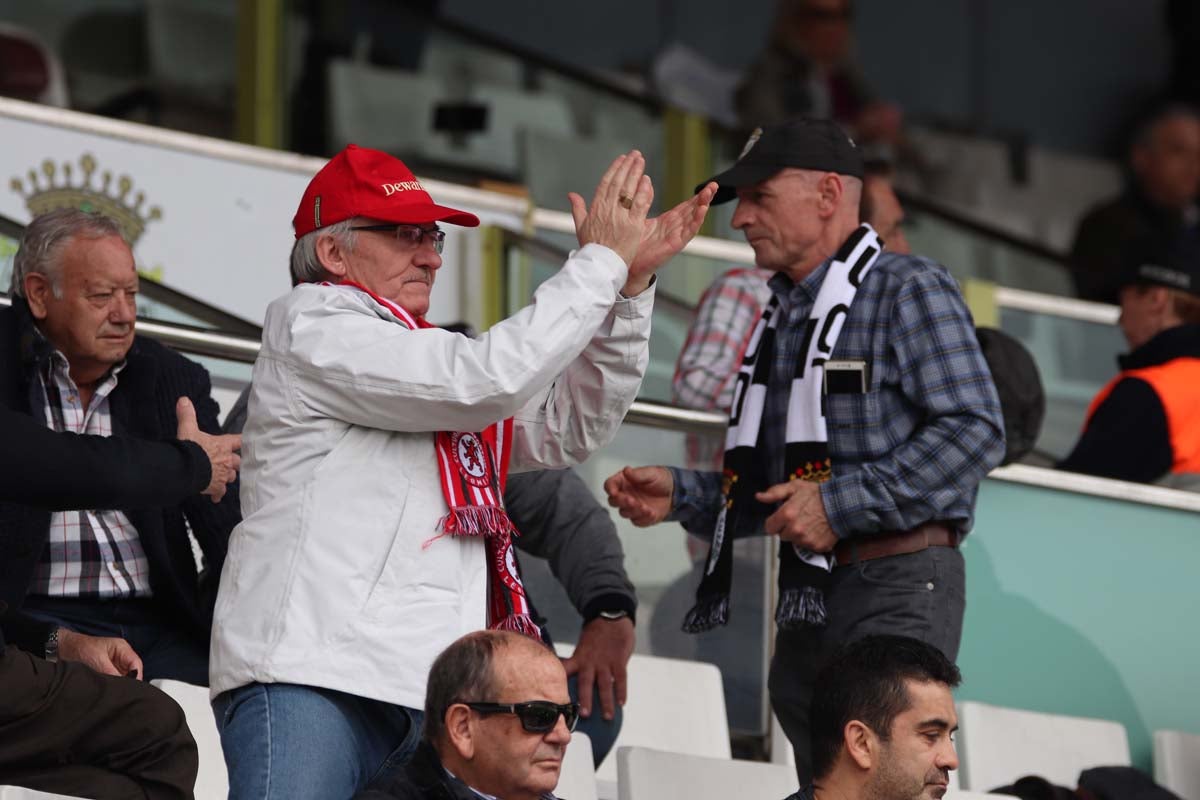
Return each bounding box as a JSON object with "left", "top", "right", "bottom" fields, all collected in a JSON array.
[{"left": 208, "top": 144, "right": 715, "bottom": 799}]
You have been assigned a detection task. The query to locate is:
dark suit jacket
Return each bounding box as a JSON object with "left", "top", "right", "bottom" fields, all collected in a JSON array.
[{"left": 0, "top": 298, "right": 241, "bottom": 654}]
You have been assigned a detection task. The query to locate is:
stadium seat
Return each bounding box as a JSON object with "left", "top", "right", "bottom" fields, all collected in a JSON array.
[
  {"left": 0, "top": 789, "right": 83, "bottom": 799},
  {"left": 151, "top": 679, "right": 228, "bottom": 800},
  {"left": 956, "top": 700, "right": 1130, "bottom": 791},
  {"left": 553, "top": 645, "right": 731, "bottom": 794},
  {"left": 616, "top": 746, "right": 798, "bottom": 800},
  {"left": 557, "top": 731, "right": 598, "bottom": 800},
  {"left": 1154, "top": 729, "right": 1200, "bottom": 800}
]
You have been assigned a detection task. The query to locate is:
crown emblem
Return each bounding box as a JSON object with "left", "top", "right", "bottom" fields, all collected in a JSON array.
[{"left": 10, "top": 153, "right": 162, "bottom": 245}]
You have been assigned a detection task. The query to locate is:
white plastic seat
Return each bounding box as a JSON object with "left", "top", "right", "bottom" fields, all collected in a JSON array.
[
  {"left": 1154, "top": 729, "right": 1200, "bottom": 800},
  {"left": 151, "top": 680, "right": 228, "bottom": 800},
  {"left": 552, "top": 645, "right": 731, "bottom": 792},
  {"left": 0, "top": 789, "right": 85, "bottom": 799},
  {"left": 557, "top": 731, "right": 598, "bottom": 800},
  {"left": 956, "top": 700, "right": 1130, "bottom": 791},
  {"left": 616, "top": 746, "right": 797, "bottom": 800}
]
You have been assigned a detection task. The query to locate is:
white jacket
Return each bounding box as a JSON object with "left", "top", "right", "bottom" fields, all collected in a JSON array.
[{"left": 209, "top": 244, "right": 651, "bottom": 708}]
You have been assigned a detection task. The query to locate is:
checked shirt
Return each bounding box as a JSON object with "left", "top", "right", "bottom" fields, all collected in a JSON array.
[
  {"left": 30, "top": 350, "right": 152, "bottom": 598},
  {"left": 669, "top": 250, "right": 1005, "bottom": 541}
]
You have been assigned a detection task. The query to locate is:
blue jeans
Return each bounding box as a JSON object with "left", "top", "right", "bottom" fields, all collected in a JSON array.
[
  {"left": 212, "top": 683, "right": 423, "bottom": 800},
  {"left": 568, "top": 673, "right": 622, "bottom": 767}
]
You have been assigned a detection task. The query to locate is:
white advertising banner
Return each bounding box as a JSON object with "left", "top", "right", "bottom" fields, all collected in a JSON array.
[{"left": 0, "top": 98, "right": 530, "bottom": 326}]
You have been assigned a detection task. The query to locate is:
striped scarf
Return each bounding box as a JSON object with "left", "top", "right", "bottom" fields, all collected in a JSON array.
[
  {"left": 683, "top": 225, "right": 882, "bottom": 632},
  {"left": 328, "top": 281, "right": 539, "bottom": 638}
]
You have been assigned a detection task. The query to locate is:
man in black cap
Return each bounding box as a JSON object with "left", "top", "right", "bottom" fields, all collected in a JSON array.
[
  {"left": 1059, "top": 239, "right": 1200, "bottom": 485},
  {"left": 604, "top": 117, "right": 1004, "bottom": 782}
]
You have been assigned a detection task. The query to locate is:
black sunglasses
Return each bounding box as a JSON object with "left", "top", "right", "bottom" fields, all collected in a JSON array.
[
  {"left": 349, "top": 223, "right": 446, "bottom": 254},
  {"left": 463, "top": 701, "right": 580, "bottom": 733}
]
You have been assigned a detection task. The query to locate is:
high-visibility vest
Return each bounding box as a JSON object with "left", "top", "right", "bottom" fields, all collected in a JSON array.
[{"left": 1085, "top": 357, "right": 1200, "bottom": 474}]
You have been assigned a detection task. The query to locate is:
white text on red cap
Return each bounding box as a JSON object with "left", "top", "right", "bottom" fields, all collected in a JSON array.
[{"left": 382, "top": 181, "right": 423, "bottom": 196}]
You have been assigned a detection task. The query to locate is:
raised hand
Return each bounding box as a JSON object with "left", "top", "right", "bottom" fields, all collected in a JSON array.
[
  {"left": 625, "top": 181, "right": 719, "bottom": 292},
  {"left": 569, "top": 151, "right": 655, "bottom": 291},
  {"left": 175, "top": 397, "right": 241, "bottom": 503},
  {"left": 602, "top": 465, "right": 674, "bottom": 527}
]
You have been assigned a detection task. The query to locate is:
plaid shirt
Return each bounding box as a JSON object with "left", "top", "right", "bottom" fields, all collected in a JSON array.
[
  {"left": 672, "top": 267, "right": 774, "bottom": 412},
  {"left": 30, "top": 351, "right": 152, "bottom": 598},
  {"left": 669, "top": 251, "right": 1005, "bottom": 540}
]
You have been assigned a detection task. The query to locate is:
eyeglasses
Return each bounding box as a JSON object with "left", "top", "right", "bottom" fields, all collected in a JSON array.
[
  {"left": 350, "top": 223, "right": 446, "bottom": 254},
  {"left": 463, "top": 701, "right": 580, "bottom": 733}
]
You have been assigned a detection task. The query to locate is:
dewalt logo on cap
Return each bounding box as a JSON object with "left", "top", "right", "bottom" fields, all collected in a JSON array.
[{"left": 381, "top": 181, "right": 423, "bottom": 197}]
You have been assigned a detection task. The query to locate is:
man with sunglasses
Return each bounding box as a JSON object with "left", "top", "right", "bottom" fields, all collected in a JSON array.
[
  {"left": 358, "top": 630, "right": 577, "bottom": 800},
  {"left": 209, "top": 144, "right": 716, "bottom": 798}
]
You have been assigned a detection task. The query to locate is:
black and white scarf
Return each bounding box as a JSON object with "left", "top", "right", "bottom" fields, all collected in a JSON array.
[{"left": 683, "top": 225, "right": 882, "bottom": 632}]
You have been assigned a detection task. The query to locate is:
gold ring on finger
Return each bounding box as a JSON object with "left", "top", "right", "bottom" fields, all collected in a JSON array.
[{"left": 619, "top": 195, "right": 634, "bottom": 209}]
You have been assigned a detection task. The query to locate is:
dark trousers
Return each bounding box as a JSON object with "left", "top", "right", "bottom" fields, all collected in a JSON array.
[
  {"left": 0, "top": 646, "right": 198, "bottom": 799},
  {"left": 768, "top": 546, "right": 966, "bottom": 785},
  {"left": 21, "top": 595, "right": 209, "bottom": 686}
]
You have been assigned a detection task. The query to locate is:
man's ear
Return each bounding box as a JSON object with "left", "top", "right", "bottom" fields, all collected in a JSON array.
[
  {"left": 23, "top": 273, "right": 55, "bottom": 320},
  {"left": 844, "top": 719, "right": 877, "bottom": 771},
  {"left": 1147, "top": 286, "right": 1173, "bottom": 314},
  {"left": 315, "top": 233, "right": 349, "bottom": 278},
  {"left": 816, "top": 173, "right": 844, "bottom": 218},
  {"left": 444, "top": 705, "right": 476, "bottom": 760}
]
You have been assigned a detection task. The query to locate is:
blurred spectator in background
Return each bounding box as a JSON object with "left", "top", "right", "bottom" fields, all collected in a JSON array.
[
  {"left": 1070, "top": 105, "right": 1200, "bottom": 304},
  {"left": 2, "top": 209, "right": 240, "bottom": 688},
  {"left": 735, "top": 0, "right": 901, "bottom": 145},
  {"left": 1059, "top": 239, "right": 1200, "bottom": 487}
]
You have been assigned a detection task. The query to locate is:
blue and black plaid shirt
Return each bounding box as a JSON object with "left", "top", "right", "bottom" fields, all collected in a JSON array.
[{"left": 669, "top": 250, "right": 1006, "bottom": 541}]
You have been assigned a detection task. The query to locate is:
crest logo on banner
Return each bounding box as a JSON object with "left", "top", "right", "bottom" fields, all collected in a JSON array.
[{"left": 10, "top": 153, "right": 162, "bottom": 246}]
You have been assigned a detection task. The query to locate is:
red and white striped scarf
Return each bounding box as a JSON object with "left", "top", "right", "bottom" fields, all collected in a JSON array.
[{"left": 325, "top": 281, "right": 540, "bottom": 638}]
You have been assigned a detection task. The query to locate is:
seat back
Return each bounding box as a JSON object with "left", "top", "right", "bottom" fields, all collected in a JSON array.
[
  {"left": 592, "top": 652, "right": 731, "bottom": 786},
  {"left": 556, "top": 731, "right": 598, "bottom": 800},
  {"left": 151, "top": 679, "right": 228, "bottom": 800},
  {"left": 956, "top": 701, "right": 1130, "bottom": 791},
  {"left": 616, "top": 747, "right": 798, "bottom": 800},
  {"left": 1154, "top": 729, "right": 1200, "bottom": 800}
]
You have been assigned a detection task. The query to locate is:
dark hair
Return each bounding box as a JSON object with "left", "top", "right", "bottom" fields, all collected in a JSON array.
[
  {"left": 810, "top": 635, "right": 962, "bottom": 779},
  {"left": 1131, "top": 103, "right": 1200, "bottom": 152},
  {"left": 423, "top": 630, "right": 552, "bottom": 744}
]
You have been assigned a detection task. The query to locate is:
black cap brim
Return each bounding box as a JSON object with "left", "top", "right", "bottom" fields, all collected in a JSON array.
[{"left": 696, "top": 161, "right": 783, "bottom": 205}]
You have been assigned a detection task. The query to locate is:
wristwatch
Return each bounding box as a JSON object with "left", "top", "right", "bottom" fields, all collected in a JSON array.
[
  {"left": 44, "top": 627, "right": 61, "bottom": 663},
  {"left": 597, "top": 610, "right": 630, "bottom": 622}
]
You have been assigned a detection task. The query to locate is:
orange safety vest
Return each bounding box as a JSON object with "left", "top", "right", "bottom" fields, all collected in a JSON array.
[{"left": 1085, "top": 357, "right": 1200, "bottom": 474}]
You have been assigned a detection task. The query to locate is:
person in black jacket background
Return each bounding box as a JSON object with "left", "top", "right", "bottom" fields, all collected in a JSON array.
[{"left": 1, "top": 208, "right": 241, "bottom": 685}]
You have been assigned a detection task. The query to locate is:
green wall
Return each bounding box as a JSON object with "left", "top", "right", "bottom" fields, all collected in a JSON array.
[{"left": 957, "top": 476, "right": 1200, "bottom": 772}]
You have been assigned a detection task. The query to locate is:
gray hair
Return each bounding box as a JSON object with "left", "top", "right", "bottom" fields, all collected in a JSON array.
[
  {"left": 289, "top": 220, "right": 356, "bottom": 286},
  {"left": 11, "top": 209, "right": 124, "bottom": 298},
  {"left": 423, "top": 630, "right": 553, "bottom": 745}
]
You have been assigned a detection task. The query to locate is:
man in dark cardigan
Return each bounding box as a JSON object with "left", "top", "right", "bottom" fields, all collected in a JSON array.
[{"left": 0, "top": 208, "right": 241, "bottom": 686}]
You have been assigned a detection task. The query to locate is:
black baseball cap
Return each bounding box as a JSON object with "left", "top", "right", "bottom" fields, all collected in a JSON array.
[
  {"left": 1119, "top": 236, "right": 1200, "bottom": 297},
  {"left": 698, "top": 117, "right": 865, "bottom": 205}
]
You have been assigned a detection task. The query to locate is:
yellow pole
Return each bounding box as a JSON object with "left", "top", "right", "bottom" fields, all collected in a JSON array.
[{"left": 235, "top": 0, "right": 284, "bottom": 148}]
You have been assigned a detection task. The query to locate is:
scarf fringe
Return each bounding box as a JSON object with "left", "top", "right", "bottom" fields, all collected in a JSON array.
[
  {"left": 775, "top": 586, "right": 828, "bottom": 630},
  {"left": 681, "top": 595, "right": 730, "bottom": 633},
  {"left": 438, "top": 506, "right": 514, "bottom": 538},
  {"left": 493, "top": 613, "right": 542, "bottom": 640}
]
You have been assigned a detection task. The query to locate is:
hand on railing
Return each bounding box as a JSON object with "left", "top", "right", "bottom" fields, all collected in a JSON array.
[
  {"left": 571, "top": 150, "right": 654, "bottom": 290},
  {"left": 603, "top": 465, "right": 674, "bottom": 526}
]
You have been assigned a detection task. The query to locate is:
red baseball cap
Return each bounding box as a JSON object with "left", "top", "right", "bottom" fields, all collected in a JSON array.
[{"left": 292, "top": 144, "right": 480, "bottom": 238}]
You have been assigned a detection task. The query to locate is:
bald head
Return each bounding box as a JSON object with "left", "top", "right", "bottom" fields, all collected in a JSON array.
[{"left": 424, "top": 630, "right": 558, "bottom": 745}]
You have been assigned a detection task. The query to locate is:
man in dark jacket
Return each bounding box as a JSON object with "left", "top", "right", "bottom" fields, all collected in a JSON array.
[
  {"left": 1, "top": 208, "right": 241, "bottom": 685},
  {"left": 1059, "top": 239, "right": 1200, "bottom": 484},
  {"left": 1070, "top": 106, "right": 1200, "bottom": 303},
  {"left": 358, "top": 629, "right": 575, "bottom": 800},
  {"left": 0, "top": 395, "right": 240, "bottom": 798}
]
